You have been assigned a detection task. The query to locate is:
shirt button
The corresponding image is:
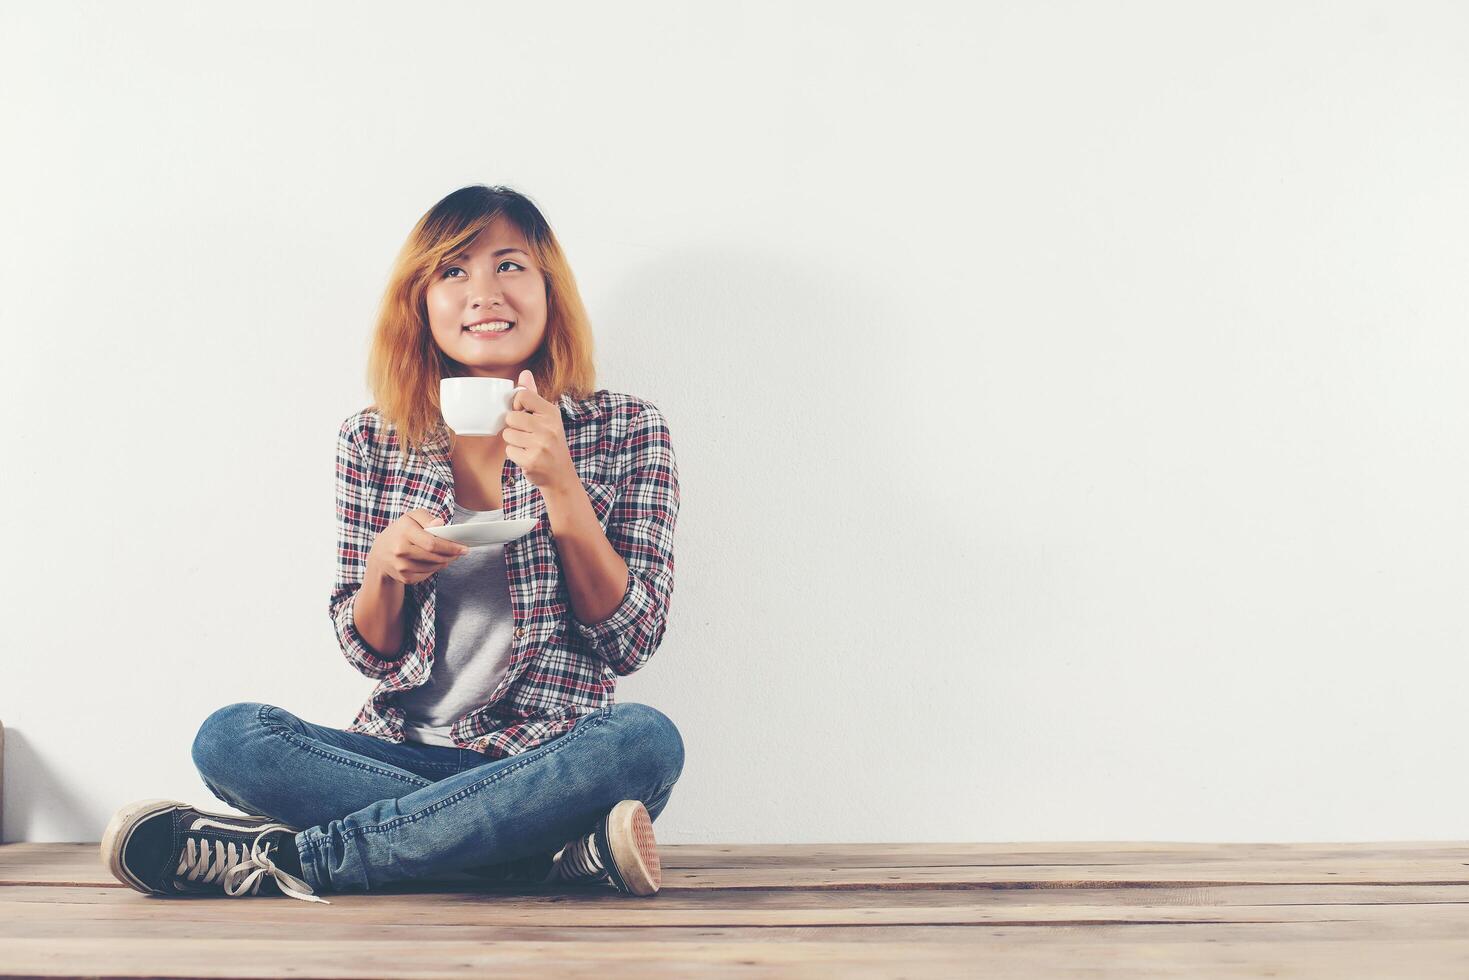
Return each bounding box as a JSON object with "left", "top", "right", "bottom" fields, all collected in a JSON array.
[{"left": 514, "top": 627, "right": 525, "bottom": 639}]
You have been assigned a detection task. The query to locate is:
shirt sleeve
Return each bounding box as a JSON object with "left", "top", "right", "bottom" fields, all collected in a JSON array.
[
  {"left": 329, "top": 416, "right": 406, "bottom": 679},
  {"left": 570, "top": 402, "right": 681, "bottom": 676}
]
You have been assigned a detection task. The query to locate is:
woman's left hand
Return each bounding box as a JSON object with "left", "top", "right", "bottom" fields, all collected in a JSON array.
[{"left": 503, "top": 369, "right": 579, "bottom": 494}]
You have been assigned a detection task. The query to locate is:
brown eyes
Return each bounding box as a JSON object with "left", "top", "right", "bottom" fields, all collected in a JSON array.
[{"left": 443, "top": 260, "right": 524, "bottom": 279}]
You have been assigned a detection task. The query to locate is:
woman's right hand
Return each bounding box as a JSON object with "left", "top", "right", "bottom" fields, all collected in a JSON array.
[{"left": 367, "top": 508, "right": 472, "bottom": 586}]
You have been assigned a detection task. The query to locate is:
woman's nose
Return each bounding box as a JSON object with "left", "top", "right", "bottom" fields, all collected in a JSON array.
[{"left": 472, "top": 286, "right": 503, "bottom": 308}]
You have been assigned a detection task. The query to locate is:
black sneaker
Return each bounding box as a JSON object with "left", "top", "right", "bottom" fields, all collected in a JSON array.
[
  {"left": 100, "top": 798, "right": 329, "bottom": 904},
  {"left": 548, "top": 799, "right": 662, "bottom": 896}
]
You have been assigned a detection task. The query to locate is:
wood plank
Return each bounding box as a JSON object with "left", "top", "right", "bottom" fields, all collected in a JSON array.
[
  {"left": 8, "top": 881, "right": 1469, "bottom": 912},
  {"left": 2, "top": 893, "right": 1469, "bottom": 932},
  {"left": 4, "top": 936, "right": 1469, "bottom": 979},
  {"left": 5, "top": 881, "right": 1469, "bottom": 910},
  {"left": 8, "top": 842, "right": 1469, "bottom": 888},
  {"left": 5, "top": 842, "right": 1469, "bottom": 978}
]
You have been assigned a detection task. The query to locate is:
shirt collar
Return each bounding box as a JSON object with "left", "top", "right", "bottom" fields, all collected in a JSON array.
[{"left": 557, "top": 390, "right": 605, "bottom": 422}]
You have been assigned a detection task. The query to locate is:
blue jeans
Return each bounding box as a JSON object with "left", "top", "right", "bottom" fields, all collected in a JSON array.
[{"left": 189, "top": 701, "right": 684, "bottom": 894}]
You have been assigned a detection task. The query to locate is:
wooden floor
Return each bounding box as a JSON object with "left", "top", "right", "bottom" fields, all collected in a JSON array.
[{"left": 3, "top": 841, "right": 1469, "bottom": 977}]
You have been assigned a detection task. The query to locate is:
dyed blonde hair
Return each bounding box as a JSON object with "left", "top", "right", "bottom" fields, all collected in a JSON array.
[{"left": 363, "top": 185, "right": 597, "bottom": 461}]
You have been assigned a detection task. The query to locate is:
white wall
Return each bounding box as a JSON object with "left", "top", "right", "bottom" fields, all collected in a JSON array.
[{"left": 2, "top": 0, "right": 1466, "bottom": 845}]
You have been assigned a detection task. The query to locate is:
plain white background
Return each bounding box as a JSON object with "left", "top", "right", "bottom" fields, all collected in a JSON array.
[{"left": 1, "top": 1, "right": 1466, "bottom": 845}]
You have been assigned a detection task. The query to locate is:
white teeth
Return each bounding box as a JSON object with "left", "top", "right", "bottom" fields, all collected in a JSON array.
[{"left": 466, "top": 321, "right": 513, "bottom": 333}]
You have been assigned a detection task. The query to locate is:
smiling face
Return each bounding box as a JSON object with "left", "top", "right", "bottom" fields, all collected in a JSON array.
[{"left": 425, "top": 213, "right": 548, "bottom": 380}]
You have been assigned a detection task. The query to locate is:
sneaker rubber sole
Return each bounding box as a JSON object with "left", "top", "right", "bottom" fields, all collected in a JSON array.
[
  {"left": 602, "top": 799, "right": 662, "bottom": 896},
  {"left": 102, "top": 798, "right": 185, "bottom": 894}
]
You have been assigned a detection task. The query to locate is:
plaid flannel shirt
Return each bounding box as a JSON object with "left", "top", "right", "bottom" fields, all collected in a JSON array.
[{"left": 330, "top": 389, "right": 680, "bottom": 759}]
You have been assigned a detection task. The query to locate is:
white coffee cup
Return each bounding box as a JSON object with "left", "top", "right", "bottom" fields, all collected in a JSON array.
[{"left": 439, "top": 377, "right": 527, "bottom": 436}]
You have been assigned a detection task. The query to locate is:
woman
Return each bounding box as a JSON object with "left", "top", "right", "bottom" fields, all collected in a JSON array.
[{"left": 100, "top": 185, "right": 685, "bottom": 904}]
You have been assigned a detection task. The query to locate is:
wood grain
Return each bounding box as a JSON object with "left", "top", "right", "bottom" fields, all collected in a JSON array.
[{"left": 2, "top": 840, "right": 1468, "bottom": 977}]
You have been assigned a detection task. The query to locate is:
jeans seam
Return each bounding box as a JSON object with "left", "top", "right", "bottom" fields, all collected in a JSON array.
[
  {"left": 321, "top": 710, "right": 612, "bottom": 845},
  {"left": 255, "top": 704, "right": 435, "bottom": 791}
]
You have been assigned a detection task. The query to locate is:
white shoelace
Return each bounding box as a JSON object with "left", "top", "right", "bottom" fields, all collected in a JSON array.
[
  {"left": 553, "top": 831, "right": 608, "bottom": 882},
  {"left": 177, "top": 816, "right": 331, "bottom": 905}
]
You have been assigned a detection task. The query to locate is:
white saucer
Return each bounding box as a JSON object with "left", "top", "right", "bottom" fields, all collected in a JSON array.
[{"left": 425, "top": 518, "right": 539, "bottom": 548}]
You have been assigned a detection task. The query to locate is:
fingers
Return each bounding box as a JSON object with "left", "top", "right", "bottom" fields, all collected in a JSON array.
[
  {"left": 397, "top": 509, "right": 471, "bottom": 569},
  {"left": 401, "top": 510, "right": 470, "bottom": 557},
  {"left": 406, "top": 525, "right": 467, "bottom": 555}
]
